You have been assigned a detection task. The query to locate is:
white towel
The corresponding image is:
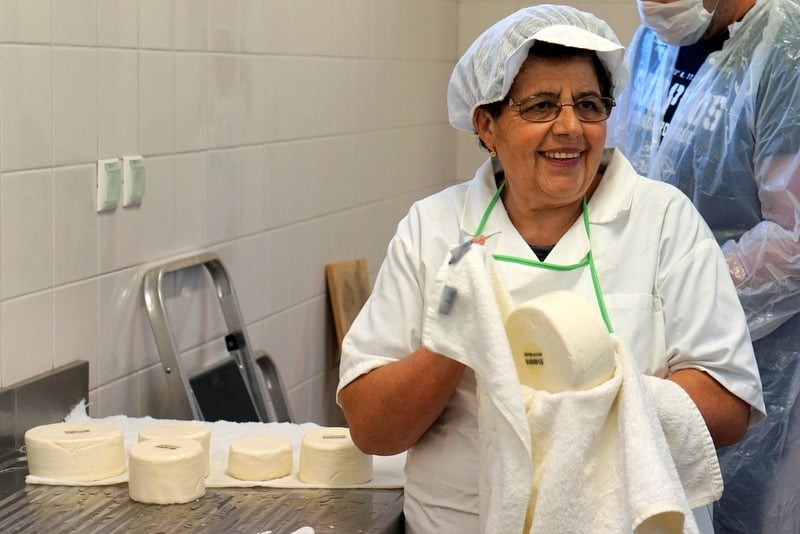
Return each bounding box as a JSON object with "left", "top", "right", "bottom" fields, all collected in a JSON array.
[
  {"left": 522, "top": 341, "right": 709, "bottom": 534},
  {"left": 423, "top": 240, "right": 532, "bottom": 534},
  {"left": 643, "top": 376, "right": 724, "bottom": 509},
  {"left": 422, "top": 242, "right": 721, "bottom": 533}
]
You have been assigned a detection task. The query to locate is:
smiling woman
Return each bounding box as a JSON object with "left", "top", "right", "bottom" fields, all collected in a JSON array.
[
  {"left": 336, "top": 5, "right": 764, "bottom": 533},
  {"left": 473, "top": 48, "right": 610, "bottom": 246}
]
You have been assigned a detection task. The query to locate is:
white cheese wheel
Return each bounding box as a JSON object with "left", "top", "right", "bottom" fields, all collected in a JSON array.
[
  {"left": 504, "top": 290, "right": 615, "bottom": 393},
  {"left": 227, "top": 435, "right": 292, "bottom": 481},
  {"left": 128, "top": 437, "right": 205, "bottom": 504},
  {"left": 24, "top": 421, "right": 126, "bottom": 482},
  {"left": 298, "top": 427, "right": 372, "bottom": 485},
  {"left": 138, "top": 422, "right": 211, "bottom": 476}
]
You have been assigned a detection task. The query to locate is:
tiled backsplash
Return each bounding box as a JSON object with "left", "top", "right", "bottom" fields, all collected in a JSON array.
[
  {"left": 0, "top": 0, "right": 639, "bottom": 422},
  {"left": 0, "top": 0, "right": 459, "bottom": 422},
  {"left": 0, "top": 360, "right": 88, "bottom": 462}
]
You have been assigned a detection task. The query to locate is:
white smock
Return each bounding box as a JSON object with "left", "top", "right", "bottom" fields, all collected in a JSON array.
[{"left": 337, "top": 148, "right": 765, "bottom": 533}]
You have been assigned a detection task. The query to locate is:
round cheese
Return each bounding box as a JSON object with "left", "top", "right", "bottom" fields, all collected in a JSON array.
[
  {"left": 128, "top": 437, "right": 205, "bottom": 504},
  {"left": 24, "top": 421, "right": 125, "bottom": 482},
  {"left": 298, "top": 427, "right": 372, "bottom": 485},
  {"left": 504, "top": 290, "right": 615, "bottom": 393},
  {"left": 138, "top": 422, "right": 211, "bottom": 476},
  {"left": 227, "top": 435, "right": 292, "bottom": 481}
]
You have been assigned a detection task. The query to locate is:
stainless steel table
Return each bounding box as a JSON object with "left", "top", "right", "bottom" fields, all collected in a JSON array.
[{"left": 0, "top": 462, "right": 404, "bottom": 534}]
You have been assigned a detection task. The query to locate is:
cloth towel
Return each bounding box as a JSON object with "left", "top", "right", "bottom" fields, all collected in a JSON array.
[{"left": 421, "top": 242, "right": 722, "bottom": 533}]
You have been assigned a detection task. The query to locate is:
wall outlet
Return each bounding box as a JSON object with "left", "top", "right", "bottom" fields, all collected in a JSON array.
[
  {"left": 97, "top": 158, "right": 122, "bottom": 212},
  {"left": 122, "top": 155, "right": 145, "bottom": 207}
]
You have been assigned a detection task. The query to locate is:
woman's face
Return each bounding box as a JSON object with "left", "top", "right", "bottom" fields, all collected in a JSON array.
[{"left": 475, "top": 54, "right": 607, "bottom": 210}]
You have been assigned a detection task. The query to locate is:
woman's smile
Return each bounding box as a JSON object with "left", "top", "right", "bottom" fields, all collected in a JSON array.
[{"left": 541, "top": 150, "right": 582, "bottom": 160}]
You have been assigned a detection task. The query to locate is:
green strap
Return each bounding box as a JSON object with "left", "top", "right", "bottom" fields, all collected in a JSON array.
[
  {"left": 473, "top": 181, "right": 504, "bottom": 238},
  {"left": 473, "top": 182, "right": 614, "bottom": 333},
  {"left": 492, "top": 254, "right": 590, "bottom": 270},
  {"left": 582, "top": 197, "right": 613, "bottom": 333}
]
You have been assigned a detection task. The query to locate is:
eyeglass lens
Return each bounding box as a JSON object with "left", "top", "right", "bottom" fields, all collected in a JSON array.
[{"left": 512, "top": 96, "right": 615, "bottom": 123}]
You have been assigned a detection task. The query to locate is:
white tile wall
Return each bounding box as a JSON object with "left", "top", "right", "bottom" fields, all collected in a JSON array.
[
  {"left": 173, "top": 153, "right": 208, "bottom": 252},
  {"left": 97, "top": 268, "right": 142, "bottom": 385},
  {"left": 53, "top": 0, "right": 97, "bottom": 47},
  {"left": 97, "top": 49, "right": 139, "bottom": 159},
  {"left": 174, "top": 53, "right": 209, "bottom": 152},
  {"left": 1, "top": 170, "right": 53, "bottom": 298},
  {"left": 53, "top": 279, "right": 99, "bottom": 379},
  {"left": 0, "top": 0, "right": 641, "bottom": 424},
  {"left": 138, "top": 155, "right": 175, "bottom": 262},
  {"left": 174, "top": 0, "right": 208, "bottom": 51},
  {"left": 53, "top": 164, "right": 98, "bottom": 284},
  {"left": 1, "top": 46, "right": 52, "bottom": 172},
  {"left": 97, "top": 192, "right": 140, "bottom": 273},
  {"left": 139, "top": 0, "right": 173, "bottom": 50},
  {"left": 98, "top": 0, "right": 139, "bottom": 49},
  {"left": 138, "top": 51, "right": 175, "bottom": 155},
  {"left": 0, "top": 0, "right": 51, "bottom": 44},
  {"left": 53, "top": 47, "right": 97, "bottom": 166},
  {"left": 208, "top": 0, "right": 240, "bottom": 53},
  {"left": 1, "top": 291, "right": 53, "bottom": 386}
]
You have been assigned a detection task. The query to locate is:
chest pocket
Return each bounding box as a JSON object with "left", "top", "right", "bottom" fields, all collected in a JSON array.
[{"left": 603, "top": 293, "right": 667, "bottom": 378}]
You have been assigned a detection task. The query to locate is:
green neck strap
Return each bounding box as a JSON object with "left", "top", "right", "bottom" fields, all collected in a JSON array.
[{"left": 474, "top": 181, "right": 613, "bottom": 332}]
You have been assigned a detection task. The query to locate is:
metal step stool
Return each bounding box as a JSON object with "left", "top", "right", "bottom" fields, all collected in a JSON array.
[{"left": 142, "top": 252, "right": 292, "bottom": 423}]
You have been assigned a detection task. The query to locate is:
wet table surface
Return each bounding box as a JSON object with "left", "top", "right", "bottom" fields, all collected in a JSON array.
[{"left": 0, "top": 462, "right": 404, "bottom": 534}]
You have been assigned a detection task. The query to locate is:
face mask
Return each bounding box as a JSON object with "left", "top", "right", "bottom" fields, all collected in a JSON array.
[{"left": 638, "top": 0, "right": 715, "bottom": 46}]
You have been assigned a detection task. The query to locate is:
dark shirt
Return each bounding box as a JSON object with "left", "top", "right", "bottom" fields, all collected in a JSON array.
[
  {"left": 661, "top": 30, "right": 729, "bottom": 143},
  {"left": 530, "top": 244, "right": 555, "bottom": 261}
]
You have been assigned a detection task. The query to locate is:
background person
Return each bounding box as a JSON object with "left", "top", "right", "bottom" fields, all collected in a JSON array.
[
  {"left": 609, "top": 0, "right": 800, "bottom": 531},
  {"left": 338, "top": 5, "right": 764, "bottom": 533}
]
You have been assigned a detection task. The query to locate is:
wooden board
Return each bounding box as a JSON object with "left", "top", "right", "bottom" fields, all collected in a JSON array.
[{"left": 325, "top": 258, "right": 372, "bottom": 350}]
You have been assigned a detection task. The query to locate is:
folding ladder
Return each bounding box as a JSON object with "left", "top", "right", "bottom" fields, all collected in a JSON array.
[{"left": 142, "top": 252, "right": 292, "bottom": 423}]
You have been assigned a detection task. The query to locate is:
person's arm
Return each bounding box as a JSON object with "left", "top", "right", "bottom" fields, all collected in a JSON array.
[
  {"left": 668, "top": 368, "right": 751, "bottom": 448},
  {"left": 723, "top": 45, "right": 800, "bottom": 340},
  {"left": 723, "top": 187, "right": 800, "bottom": 341},
  {"left": 655, "top": 197, "right": 764, "bottom": 447},
  {"left": 339, "top": 347, "right": 465, "bottom": 456}
]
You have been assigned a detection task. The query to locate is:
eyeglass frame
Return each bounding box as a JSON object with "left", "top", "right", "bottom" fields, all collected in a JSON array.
[{"left": 506, "top": 94, "right": 616, "bottom": 123}]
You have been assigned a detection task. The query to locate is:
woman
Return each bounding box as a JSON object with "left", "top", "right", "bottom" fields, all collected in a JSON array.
[{"left": 337, "top": 5, "right": 765, "bottom": 533}]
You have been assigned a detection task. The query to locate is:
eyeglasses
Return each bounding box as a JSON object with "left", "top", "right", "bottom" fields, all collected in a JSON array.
[{"left": 507, "top": 95, "right": 616, "bottom": 123}]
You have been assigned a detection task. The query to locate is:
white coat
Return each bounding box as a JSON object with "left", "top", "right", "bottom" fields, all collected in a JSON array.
[{"left": 338, "top": 148, "right": 765, "bottom": 533}]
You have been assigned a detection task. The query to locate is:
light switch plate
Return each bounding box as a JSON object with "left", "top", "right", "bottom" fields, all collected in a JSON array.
[
  {"left": 122, "top": 155, "right": 145, "bottom": 207},
  {"left": 97, "top": 158, "right": 122, "bottom": 212}
]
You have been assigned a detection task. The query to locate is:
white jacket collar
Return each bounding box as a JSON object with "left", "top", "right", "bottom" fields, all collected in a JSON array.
[{"left": 460, "top": 147, "right": 637, "bottom": 261}]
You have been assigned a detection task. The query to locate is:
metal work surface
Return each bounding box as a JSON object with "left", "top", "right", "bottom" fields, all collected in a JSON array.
[{"left": 0, "top": 483, "right": 404, "bottom": 534}]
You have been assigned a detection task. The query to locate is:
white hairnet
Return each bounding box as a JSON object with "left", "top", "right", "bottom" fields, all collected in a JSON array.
[{"left": 448, "top": 4, "right": 629, "bottom": 132}]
